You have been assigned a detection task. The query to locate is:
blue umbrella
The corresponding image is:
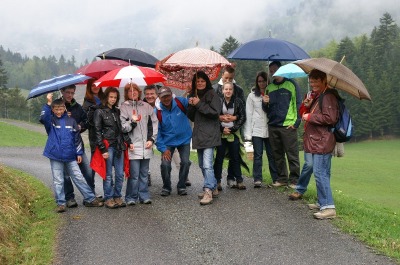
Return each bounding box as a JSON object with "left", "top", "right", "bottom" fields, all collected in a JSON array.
[
  {"left": 273, "top": 63, "right": 308, "bottom": 78},
  {"left": 227, "top": 37, "right": 310, "bottom": 61},
  {"left": 27, "top": 74, "right": 91, "bottom": 99}
]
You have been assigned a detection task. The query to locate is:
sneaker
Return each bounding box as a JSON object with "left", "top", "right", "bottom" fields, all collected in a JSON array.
[
  {"left": 185, "top": 179, "right": 192, "bottom": 187},
  {"left": 66, "top": 198, "right": 78, "bottom": 208},
  {"left": 55, "top": 205, "right": 66, "bottom": 213},
  {"left": 254, "top": 181, "right": 262, "bottom": 188},
  {"left": 271, "top": 181, "right": 287, "bottom": 187},
  {"left": 313, "top": 209, "right": 336, "bottom": 219},
  {"left": 126, "top": 200, "right": 136, "bottom": 206},
  {"left": 227, "top": 179, "right": 237, "bottom": 189},
  {"left": 288, "top": 192, "right": 303, "bottom": 200},
  {"left": 200, "top": 189, "right": 213, "bottom": 205},
  {"left": 114, "top": 197, "right": 126, "bottom": 207},
  {"left": 178, "top": 189, "right": 188, "bottom": 196},
  {"left": 237, "top": 182, "right": 247, "bottom": 190},
  {"left": 160, "top": 190, "right": 171, "bottom": 197},
  {"left": 104, "top": 198, "right": 118, "bottom": 209},
  {"left": 308, "top": 203, "right": 320, "bottom": 210},
  {"left": 141, "top": 199, "right": 152, "bottom": 204},
  {"left": 198, "top": 189, "right": 219, "bottom": 199},
  {"left": 85, "top": 198, "right": 104, "bottom": 207},
  {"left": 288, "top": 183, "right": 297, "bottom": 189},
  {"left": 148, "top": 173, "right": 152, "bottom": 187},
  {"left": 217, "top": 182, "right": 223, "bottom": 191},
  {"left": 96, "top": 194, "right": 105, "bottom": 202}
]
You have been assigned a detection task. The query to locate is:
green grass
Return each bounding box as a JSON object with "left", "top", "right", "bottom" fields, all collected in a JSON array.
[
  {"left": 0, "top": 122, "right": 46, "bottom": 147},
  {"left": 0, "top": 165, "right": 59, "bottom": 265}
]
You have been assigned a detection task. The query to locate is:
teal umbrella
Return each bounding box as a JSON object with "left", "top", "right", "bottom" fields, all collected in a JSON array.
[{"left": 273, "top": 63, "right": 308, "bottom": 78}]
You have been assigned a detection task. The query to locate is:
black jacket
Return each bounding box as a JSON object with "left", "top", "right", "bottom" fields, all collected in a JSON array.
[{"left": 219, "top": 96, "right": 246, "bottom": 133}]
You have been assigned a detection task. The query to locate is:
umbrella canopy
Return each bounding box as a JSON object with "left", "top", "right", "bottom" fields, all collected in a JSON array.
[
  {"left": 293, "top": 58, "right": 371, "bottom": 100},
  {"left": 156, "top": 47, "right": 231, "bottom": 90},
  {"left": 273, "top": 63, "right": 308, "bottom": 78},
  {"left": 94, "top": 65, "right": 166, "bottom": 88},
  {"left": 27, "top": 74, "right": 91, "bottom": 100},
  {"left": 75, "top": 59, "right": 129, "bottom": 80},
  {"left": 97, "top": 48, "right": 159, "bottom": 68},
  {"left": 228, "top": 37, "right": 310, "bottom": 61}
]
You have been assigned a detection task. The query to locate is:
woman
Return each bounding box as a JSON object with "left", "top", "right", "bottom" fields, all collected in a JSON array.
[
  {"left": 93, "top": 87, "right": 132, "bottom": 209},
  {"left": 213, "top": 81, "right": 247, "bottom": 190},
  {"left": 120, "top": 82, "right": 158, "bottom": 205},
  {"left": 187, "top": 71, "right": 222, "bottom": 205},
  {"left": 243, "top": 71, "right": 278, "bottom": 188}
]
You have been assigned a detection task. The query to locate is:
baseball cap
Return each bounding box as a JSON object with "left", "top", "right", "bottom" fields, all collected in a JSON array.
[{"left": 158, "top": 87, "right": 172, "bottom": 97}]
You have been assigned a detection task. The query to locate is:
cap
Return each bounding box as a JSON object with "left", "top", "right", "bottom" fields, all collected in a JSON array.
[{"left": 158, "top": 87, "right": 172, "bottom": 97}]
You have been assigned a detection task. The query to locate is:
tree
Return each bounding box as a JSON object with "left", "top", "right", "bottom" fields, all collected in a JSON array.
[
  {"left": 219, "top": 35, "right": 240, "bottom": 57},
  {"left": 0, "top": 55, "right": 8, "bottom": 89}
]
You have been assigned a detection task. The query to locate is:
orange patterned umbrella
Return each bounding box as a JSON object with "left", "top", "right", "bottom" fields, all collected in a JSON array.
[{"left": 156, "top": 47, "right": 231, "bottom": 90}]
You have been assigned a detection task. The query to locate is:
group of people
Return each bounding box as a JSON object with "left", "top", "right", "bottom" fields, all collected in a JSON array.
[{"left": 40, "top": 62, "right": 340, "bottom": 220}]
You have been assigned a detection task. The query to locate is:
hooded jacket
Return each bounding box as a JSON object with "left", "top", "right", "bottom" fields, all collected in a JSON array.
[{"left": 244, "top": 88, "right": 270, "bottom": 139}]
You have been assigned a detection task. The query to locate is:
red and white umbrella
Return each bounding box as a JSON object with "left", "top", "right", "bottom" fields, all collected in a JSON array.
[
  {"left": 75, "top": 59, "right": 129, "bottom": 80},
  {"left": 94, "top": 65, "right": 166, "bottom": 87}
]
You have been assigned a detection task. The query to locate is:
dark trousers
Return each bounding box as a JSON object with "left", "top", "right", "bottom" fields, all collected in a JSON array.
[
  {"left": 214, "top": 135, "right": 243, "bottom": 184},
  {"left": 252, "top": 136, "right": 278, "bottom": 182}
]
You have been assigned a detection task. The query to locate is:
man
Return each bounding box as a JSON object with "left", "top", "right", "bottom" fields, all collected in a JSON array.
[
  {"left": 212, "top": 65, "right": 246, "bottom": 189},
  {"left": 262, "top": 61, "right": 301, "bottom": 188},
  {"left": 156, "top": 87, "right": 192, "bottom": 196},
  {"left": 60, "top": 84, "right": 96, "bottom": 208}
]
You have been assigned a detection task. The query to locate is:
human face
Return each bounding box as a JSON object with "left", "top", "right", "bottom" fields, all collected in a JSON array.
[
  {"left": 61, "top": 88, "right": 75, "bottom": 103},
  {"left": 257, "top": 76, "right": 268, "bottom": 89},
  {"left": 107, "top": 92, "right": 118, "bottom": 108},
  {"left": 222, "top": 84, "right": 234, "bottom": 99},
  {"left": 196, "top": 78, "right": 207, "bottom": 90},
  {"left": 52, "top": 105, "right": 65, "bottom": 118},
  {"left": 222, "top": 71, "right": 234, "bottom": 84},
  {"left": 160, "top": 94, "right": 173, "bottom": 109},
  {"left": 144, "top": 88, "right": 157, "bottom": 106},
  {"left": 269, "top": 64, "right": 283, "bottom": 82},
  {"left": 91, "top": 83, "right": 100, "bottom": 95},
  {"left": 127, "top": 88, "right": 139, "bottom": 101},
  {"left": 309, "top": 78, "right": 327, "bottom": 93}
]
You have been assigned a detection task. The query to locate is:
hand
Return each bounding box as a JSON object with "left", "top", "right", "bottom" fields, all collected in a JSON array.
[
  {"left": 225, "top": 114, "right": 237, "bottom": 122},
  {"left": 287, "top": 125, "right": 296, "bottom": 130},
  {"left": 223, "top": 127, "right": 231, "bottom": 135},
  {"left": 129, "top": 144, "right": 134, "bottom": 151},
  {"left": 162, "top": 150, "right": 172, "bottom": 161},
  {"left": 46, "top": 93, "right": 53, "bottom": 105},
  {"left": 102, "top": 152, "right": 109, "bottom": 160},
  {"left": 77, "top": 155, "right": 82, "bottom": 163},
  {"left": 302, "top": 113, "right": 310, "bottom": 121},
  {"left": 303, "top": 98, "right": 313, "bottom": 107},
  {"left": 145, "top": 140, "right": 153, "bottom": 149},
  {"left": 262, "top": 95, "right": 270, "bottom": 103},
  {"left": 189, "top": 97, "right": 199, "bottom": 106}
]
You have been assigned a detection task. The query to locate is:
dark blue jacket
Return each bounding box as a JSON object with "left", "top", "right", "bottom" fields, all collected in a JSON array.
[{"left": 40, "top": 104, "right": 83, "bottom": 162}]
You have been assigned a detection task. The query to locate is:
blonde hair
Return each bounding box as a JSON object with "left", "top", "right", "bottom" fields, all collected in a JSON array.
[{"left": 124, "top": 82, "right": 142, "bottom": 101}]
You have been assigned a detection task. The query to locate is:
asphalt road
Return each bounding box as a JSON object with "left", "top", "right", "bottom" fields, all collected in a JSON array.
[{"left": 0, "top": 120, "right": 397, "bottom": 265}]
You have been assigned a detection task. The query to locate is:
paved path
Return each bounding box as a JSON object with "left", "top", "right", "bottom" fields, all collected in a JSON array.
[{"left": 0, "top": 119, "right": 396, "bottom": 265}]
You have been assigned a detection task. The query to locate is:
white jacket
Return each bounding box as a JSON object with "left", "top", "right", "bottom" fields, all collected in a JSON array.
[{"left": 243, "top": 90, "right": 269, "bottom": 140}]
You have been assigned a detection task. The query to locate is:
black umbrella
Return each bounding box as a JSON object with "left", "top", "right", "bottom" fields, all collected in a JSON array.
[{"left": 97, "top": 48, "right": 159, "bottom": 68}]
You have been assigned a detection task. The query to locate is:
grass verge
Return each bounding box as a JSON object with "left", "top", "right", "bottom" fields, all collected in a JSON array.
[
  {"left": 0, "top": 121, "right": 46, "bottom": 147},
  {"left": 0, "top": 164, "right": 59, "bottom": 265}
]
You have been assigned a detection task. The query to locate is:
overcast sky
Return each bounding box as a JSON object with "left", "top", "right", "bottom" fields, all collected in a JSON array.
[{"left": 1, "top": 0, "right": 399, "bottom": 64}]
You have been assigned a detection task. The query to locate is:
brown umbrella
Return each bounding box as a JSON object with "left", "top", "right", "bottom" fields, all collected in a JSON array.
[{"left": 293, "top": 57, "right": 371, "bottom": 101}]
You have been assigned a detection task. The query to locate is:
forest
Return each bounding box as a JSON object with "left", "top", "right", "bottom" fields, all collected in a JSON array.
[{"left": 0, "top": 13, "right": 399, "bottom": 141}]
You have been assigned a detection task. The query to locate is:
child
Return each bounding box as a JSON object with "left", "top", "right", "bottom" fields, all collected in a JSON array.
[{"left": 40, "top": 93, "right": 104, "bottom": 213}]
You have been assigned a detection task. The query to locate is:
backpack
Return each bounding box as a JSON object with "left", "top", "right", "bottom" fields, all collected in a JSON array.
[
  {"left": 156, "top": 97, "right": 186, "bottom": 123},
  {"left": 319, "top": 89, "right": 353, "bottom": 143}
]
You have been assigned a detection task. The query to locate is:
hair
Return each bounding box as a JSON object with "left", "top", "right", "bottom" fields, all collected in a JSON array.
[
  {"left": 222, "top": 65, "right": 235, "bottom": 74},
  {"left": 85, "top": 78, "right": 105, "bottom": 102},
  {"left": 308, "top": 69, "right": 327, "bottom": 82},
  {"left": 254, "top": 71, "right": 269, "bottom": 97},
  {"left": 61, "top": 84, "right": 76, "bottom": 91},
  {"left": 101, "top": 87, "right": 120, "bottom": 107},
  {"left": 269, "top": 61, "right": 282, "bottom": 68},
  {"left": 222, "top": 81, "right": 234, "bottom": 90},
  {"left": 191, "top": 71, "right": 213, "bottom": 94},
  {"left": 124, "top": 82, "right": 142, "bottom": 101},
  {"left": 144, "top": 84, "right": 159, "bottom": 94},
  {"left": 51, "top": 98, "right": 65, "bottom": 108}
]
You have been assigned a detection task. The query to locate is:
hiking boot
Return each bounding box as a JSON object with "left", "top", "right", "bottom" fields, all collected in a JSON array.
[
  {"left": 308, "top": 203, "right": 320, "bottom": 210},
  {"left": 217, "top": 182, "right": 223, "bottom": 191},
  {"left": 313, "top": 209, "right": 336, "bottom": 219},
  {"left": 114, "top": 197, "right": 126, "bottom": 207},
  {"left": 55, "top": 205, "right": 66, "bottom": 213},
  {"left": 200, "top": 189, "right": 213, "bottom": 205},
  {"left": 148, "top": 173, "right": 152, "bottom": 186},
  {"left": 271, "top": 181, "right": 287, "bottom": 187},
  {"left": 198, "top": 189, "right": 219, "bottom": 199},
  {"left": 288, "top": 192, "right": 303, "bottom": 200},
  {"left": 160, "top": 189, "right": 171, "bottom": 197},
  {"left": 85, "top": 198, "right": 104, "bottom": 207},
  {"left": 66, "top": 198, "right": 78, "bottom": 208},
  {"left": 237, "top": 182, "right": 246, "bottom": 190},
  {"left": 178, "top": 189, "right": 188, "bottom": 196},
  {"left": 104, "top": 198, "right": 118, "bottom": 209},
  {"left": 254, "top": 180, "right": 262, "bottom": 188},
  {"left": 185, "top": 179, "right": 192, "bottom": 187}
]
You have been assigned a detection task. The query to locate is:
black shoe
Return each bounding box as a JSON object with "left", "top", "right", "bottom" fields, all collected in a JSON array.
[
  {"left": 185, "top": 179, "right": 192, "bottom": 186},
  {"left": 178, "top": 189, "right": 187, "bottom": 196},
  {"left": 66, "top": 198, "right": 78, "bottom": 208},
  {"left": 160, "top": 190, "right": 171, "bottom": 196}
]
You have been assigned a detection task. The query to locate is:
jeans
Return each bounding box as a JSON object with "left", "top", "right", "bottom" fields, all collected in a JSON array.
[
  {"left": 160, "top": 144, "right": 191, "bottom": 192},
  {"left": 126, "top": 159, "right": 150, "bottom": 203},
  {"left": 268, "top": 126, "right": 300, "bottom": 184},
  {"left": 103, "top": 147, "right": 124, "bottom": 200},
  {"left": 214, "top": 136, "right": 243, "bottom": 183},
  {"left": 64, "top": 152, "right": 95, "bottom": 201},
  {"left": 197, "top": 148, "right": 217, "bottom": 190},
  {"left": 295, "top": 152, "right": 313, "bottom": 194},
  {"left": 252, "top": 136, "right": 278, "bottom": 182},
  {"left": 313, "top": 153, "right": 335, "bottom": 210},
  {"left": 50, "top": 159, "right": 95, "bottom": 206}
]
